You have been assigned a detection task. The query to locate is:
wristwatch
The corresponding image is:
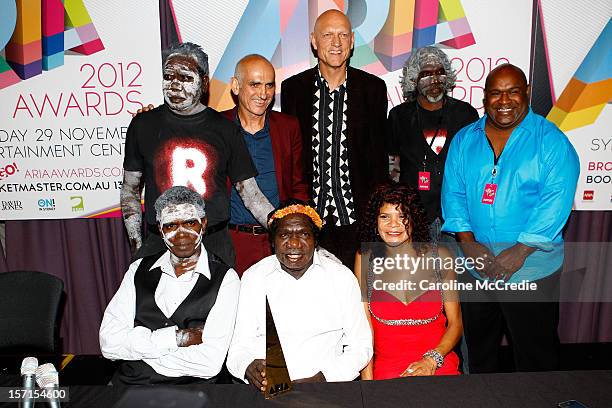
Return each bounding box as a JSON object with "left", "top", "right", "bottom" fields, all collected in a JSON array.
[{"left": 423, "top": 349, "right": 444, "bottom": 368}]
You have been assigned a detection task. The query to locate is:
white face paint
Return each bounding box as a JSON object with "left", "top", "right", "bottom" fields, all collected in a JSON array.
[
  {"left": 162, "top": 55, "right": 203, "bottom": 113},
  {"left": 417, "top": 62, "right": 447, "bottom": 104},
  {"left": 159, "top": 203, "right": 204, "bottom": 248},
  {"left": 418, "top": 75, "right": 447, "bottom": 103}
]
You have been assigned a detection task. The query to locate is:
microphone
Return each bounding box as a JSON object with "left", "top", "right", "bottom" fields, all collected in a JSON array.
[
  {"left": 19, "top": 357, "right": 38, "bottom": 408},
  {"left": 35, "top": 363, "right": 61, "bottom": 408}
]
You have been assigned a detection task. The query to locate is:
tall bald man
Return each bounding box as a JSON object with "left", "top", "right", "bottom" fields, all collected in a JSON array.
[
  {"left": 281, "top": 10, "right": 389, "bottom": 267},
  {"left": 222, "top": 55, "right": 308, "bottom": 274}
]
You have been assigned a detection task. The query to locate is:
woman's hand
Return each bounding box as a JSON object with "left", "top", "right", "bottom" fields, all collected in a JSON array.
[{"left": 399, "top": 357, "right": 437, "bottom": 377}]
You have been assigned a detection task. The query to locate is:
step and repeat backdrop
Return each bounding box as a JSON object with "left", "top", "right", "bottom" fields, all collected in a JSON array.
[
  {"left": 0, "top": 0, "right": 162, "bottom": 219},
  {"left": 0, "top": 0, "right": 609, "bottom": 219}
]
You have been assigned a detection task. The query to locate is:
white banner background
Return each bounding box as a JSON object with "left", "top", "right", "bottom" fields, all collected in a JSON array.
[
  {"left": 539, "top": 0, "right": 611, "bottom": 210},
  {"left": 0, "top": 0, "right": 162, "bottom": 219},
  {"left": 1, "top": 0, "right": 608, "bottom": 219}
]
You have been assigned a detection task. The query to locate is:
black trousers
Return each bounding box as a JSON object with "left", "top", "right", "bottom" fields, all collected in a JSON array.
[
  {"left": 461, "top": 270, "right": 561, "bottom": 373},
  {"left": 317, "top": 222, "right": 359, "bottom": 268}
]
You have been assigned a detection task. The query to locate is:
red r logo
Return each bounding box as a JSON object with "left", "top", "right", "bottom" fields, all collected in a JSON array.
[{"left": 155, "top": 138, "right": 217, "bottom": 199}]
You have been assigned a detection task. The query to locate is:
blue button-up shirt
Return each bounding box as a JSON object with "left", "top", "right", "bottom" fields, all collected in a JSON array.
[
  {"left": 442, "top": 109, "right": 580, "bottom": 282},
  {"left": 230, "top": 114, "right": 280, "bottom": 225}
]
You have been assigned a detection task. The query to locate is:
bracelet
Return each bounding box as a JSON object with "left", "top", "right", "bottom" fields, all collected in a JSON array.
[{"left": 423, "top": 349, "right": 444, "bottom": 368}]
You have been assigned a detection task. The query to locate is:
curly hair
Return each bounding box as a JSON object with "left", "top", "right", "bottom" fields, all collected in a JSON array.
[
  {"left": 358, "top": 182, "right": 430, "bottom": 254},
  {"left": 399, "top": 46, "right": 456, "bottom": 102}
]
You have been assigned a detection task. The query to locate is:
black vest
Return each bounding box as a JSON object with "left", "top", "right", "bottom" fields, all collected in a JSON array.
[{"left": 113, "top": 250, "right": 230, "bottom": 386}]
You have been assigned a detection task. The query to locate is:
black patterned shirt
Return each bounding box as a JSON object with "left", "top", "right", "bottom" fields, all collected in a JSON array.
[{"left": 312, "top": 67, "right": 355, "bottom": 226}]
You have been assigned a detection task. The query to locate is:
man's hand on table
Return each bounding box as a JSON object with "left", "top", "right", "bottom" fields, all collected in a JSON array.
[{"left": 245, "top": 359, "right": 266, "bottom": 392}]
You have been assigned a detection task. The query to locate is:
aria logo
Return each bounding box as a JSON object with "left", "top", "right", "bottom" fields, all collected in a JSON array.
[
  {"left": 0, "top": 0, "right": 105, "bottom": 90},
  {"left": 582, "top": 190, "right": 594, "bottom": 201},
  {"left": 38, "top": 198, "right": 56, "bottom": 211}
]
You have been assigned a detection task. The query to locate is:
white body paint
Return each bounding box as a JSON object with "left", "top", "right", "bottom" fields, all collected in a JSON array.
[
  {"left": 418, "top": 75, "right": 447, "bottom": 104},
  {"left": 235, "top": 177, "right": 274, "bottom": 226},
  {"left": 120, "top": 170, "right": 144, "bottom": 250},
  {"left": 162, "top": 58, "right": 203, "bottom": 113},
  {"left": 159, "top": 203, "right": 204, "bottom": 248}
]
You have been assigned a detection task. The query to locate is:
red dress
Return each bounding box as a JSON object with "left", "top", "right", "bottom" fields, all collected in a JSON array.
[{"left": 369, "top": 289, "right": 460, "bottom": 379}]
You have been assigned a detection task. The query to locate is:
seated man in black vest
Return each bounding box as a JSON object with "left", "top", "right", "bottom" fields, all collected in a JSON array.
[{"left": 100, "top": 186, "right": 240, "bottom": 385}]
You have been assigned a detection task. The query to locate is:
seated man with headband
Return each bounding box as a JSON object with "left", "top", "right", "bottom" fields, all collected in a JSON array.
[
  {"left": 227, "top": 200, "right": 372, "bottom": 390},
  {"left": 100, "top": 186, "right": 240, "bottom": 385}
]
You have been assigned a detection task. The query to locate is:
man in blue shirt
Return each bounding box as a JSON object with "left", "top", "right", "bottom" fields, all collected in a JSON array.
[
  {"left": 442, "top": 64, "right": 579, "bottom": 372},
  {"left": 221, "top": 55, "right": 309, "bottom": 275}
]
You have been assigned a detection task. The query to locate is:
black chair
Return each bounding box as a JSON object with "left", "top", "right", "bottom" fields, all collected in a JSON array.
[{"left": 0, "top": 270, "right": 64, "bottom": 354}]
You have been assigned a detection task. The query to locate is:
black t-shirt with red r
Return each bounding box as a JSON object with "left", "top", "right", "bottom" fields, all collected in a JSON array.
[{"left": 123, "top": 104, "right": 257, "bottom": 227}]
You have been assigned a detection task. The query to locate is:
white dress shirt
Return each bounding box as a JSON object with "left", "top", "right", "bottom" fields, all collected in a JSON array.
[
  {"left": 99, "top": 246, "right": 240, "bottom": 379},
  {"left": 227, "top": 250, "right": 372, "bottom": 382}
]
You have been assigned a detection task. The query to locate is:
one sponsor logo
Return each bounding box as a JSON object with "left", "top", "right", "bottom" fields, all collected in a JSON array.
[
  {"left": 71, "top": 196, "right": 84, "bottom": 212},
  {"left": 1, "top": 200, "right": 23, "bottom": 211},
  {"left": 38, "top": 198, "right": 56, "bottom": 211},
  {"left": 0, "top": 162, "right": 19, "bottom": 180},
  {"left": 582, "top": 190, "right": 594, "bottom": 201}
]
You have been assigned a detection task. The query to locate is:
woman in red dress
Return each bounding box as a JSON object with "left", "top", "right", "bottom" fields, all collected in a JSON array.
[{"left": 354, "top": 182, "right": 462, "bottom": 379}]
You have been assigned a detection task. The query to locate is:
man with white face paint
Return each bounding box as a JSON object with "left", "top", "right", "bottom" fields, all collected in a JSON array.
[
  {"left": 101, "top": 186, "right": 240, "bottom": 385},
  {"left": 121, "top": 42, "right": 274, "bottom": 267},
  {"left": 386, "top": 46, "right": 478, "bottom": 244}
]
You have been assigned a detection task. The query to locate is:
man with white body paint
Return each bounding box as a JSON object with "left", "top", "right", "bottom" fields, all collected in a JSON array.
[
  {"left": 101, "top": 186, "right": 240, "bottom": 385},
  {"left": 121, "top": 42, "right": 274, "bottom": 266},
  {"left": 386, "top": 46, "right": 478, "bottom": 243}
]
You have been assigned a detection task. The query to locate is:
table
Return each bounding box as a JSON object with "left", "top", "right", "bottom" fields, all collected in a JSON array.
[{"left": 1, "top": 369, "right": 611, "bottom": 407}]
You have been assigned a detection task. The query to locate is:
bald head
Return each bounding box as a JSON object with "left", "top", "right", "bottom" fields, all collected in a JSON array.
[
  {"left": 485, "top": 63, "right": 527, "bottom": 90},
  {"left": 231, "top": 54, "right": 276, "bottom": 118},
  {"left": 234, "top": 54, "right": 274, "bottom": 83},
  {"left": 314, "top": 9, "right": 352, "bottom": 33},
  {"left": 483, "top": 63, "right": 530, "bottom": 131},
  {"left": 311, "top": 9, "right": 354, "bottom": 72}
]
